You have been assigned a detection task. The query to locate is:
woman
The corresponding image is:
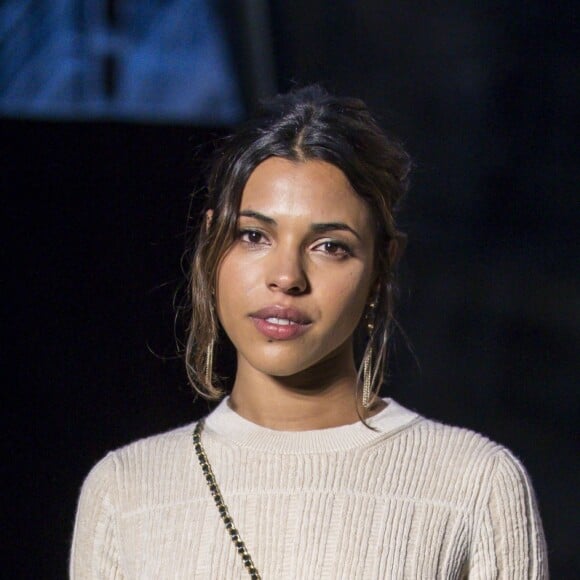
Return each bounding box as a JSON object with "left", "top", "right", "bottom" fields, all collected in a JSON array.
[{"left": 70, "top": 86, "right": 548, "bottom": 578}]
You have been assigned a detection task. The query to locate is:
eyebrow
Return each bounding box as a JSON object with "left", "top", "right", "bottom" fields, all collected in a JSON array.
[
  {"left": 239, "top": 209, "right": 362, "bottom": 241},
  {"left": 239, "top": 210, "right": 276, "bottom": 225}
]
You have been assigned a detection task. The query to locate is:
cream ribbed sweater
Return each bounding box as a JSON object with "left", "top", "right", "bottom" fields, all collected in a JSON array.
[{"left": 70, "top": 398, "right": 548, "bottom": 579}]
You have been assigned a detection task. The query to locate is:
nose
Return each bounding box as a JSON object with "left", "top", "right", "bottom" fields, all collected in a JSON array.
[{"left": 266, "top": 244, "right": 309, "bottom": 295}]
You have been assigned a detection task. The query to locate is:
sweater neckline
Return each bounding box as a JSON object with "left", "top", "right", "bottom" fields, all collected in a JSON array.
[{"left": 203, "top": 397, "right": 420, "bottom": 453}]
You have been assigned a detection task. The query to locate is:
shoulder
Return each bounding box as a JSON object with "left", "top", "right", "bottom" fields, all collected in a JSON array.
[
  {"left": 422, "top": 417, "right": 536, "bottom": 495},
  {"left": 79, "top": 421, "right": 199, "bottom": 509},
  {"left": 402, "top": 412, "right": 525, "bottom": 468},
  {"left": 384, "top": 407, "right": 514, "bottom": 468},
  {"left": 407, "top": 415, "right": 505, "bottom": 460},
  {"left": 378, "top": 399, "right": 510, "bottom": 467},
  {"left": 377, "top": 409, "right": 534, "bottom": 512},
  {"left": 111, "top": 421, "right": 197, "bottom": 466}
]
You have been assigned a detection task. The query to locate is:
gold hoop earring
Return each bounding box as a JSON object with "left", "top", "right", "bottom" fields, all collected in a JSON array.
[
  {"left": 205, "top": 340, "right": 215, "bottom": 386},
  {"left": 362, "top": 301, "right": 376, "bottom": 408}
]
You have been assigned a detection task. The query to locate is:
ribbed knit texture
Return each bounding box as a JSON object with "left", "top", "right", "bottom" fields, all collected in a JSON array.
[{"left": 70, "top": 398, "right": 548, "bottom": 579}]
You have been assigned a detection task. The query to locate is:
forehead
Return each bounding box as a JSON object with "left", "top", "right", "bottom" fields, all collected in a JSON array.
[{"left": 240, "top": 157, "right": 371, "bottom": 226}]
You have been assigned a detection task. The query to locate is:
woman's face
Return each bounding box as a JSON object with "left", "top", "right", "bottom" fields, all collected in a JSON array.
[{"left": 216, "top": 157, "right": 376, "bottom": 380}]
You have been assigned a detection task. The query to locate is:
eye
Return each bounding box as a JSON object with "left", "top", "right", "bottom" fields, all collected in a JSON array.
[
  {"left": 313, "top": 240, "right": 352, "bottom": 258},
  {"left": 239, "top": 229, "right": 269, "bottom": 246}
]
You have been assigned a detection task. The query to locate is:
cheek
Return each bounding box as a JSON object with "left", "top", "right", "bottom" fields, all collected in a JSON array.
[
  {"left": 216, "top": 256, "right": 239, "bottom": 324},
  {"left": 215, "top": 250, "right": 260, "bottom": 325},
  {"left": 320, "top": 267, "right": 372, "bottom": 329}
]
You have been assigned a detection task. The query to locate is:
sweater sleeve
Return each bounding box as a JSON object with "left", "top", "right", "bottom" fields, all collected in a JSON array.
[
  {"left": 469, "top": 449, "right": 549, "bottom": 579},
  {"left": 70, "top": 453, "right": 125, "bottom": 579}
]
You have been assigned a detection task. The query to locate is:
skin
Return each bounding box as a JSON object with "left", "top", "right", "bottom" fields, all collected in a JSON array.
[{"left": 216, "top": 157, "right": 386, "bottom": 430}]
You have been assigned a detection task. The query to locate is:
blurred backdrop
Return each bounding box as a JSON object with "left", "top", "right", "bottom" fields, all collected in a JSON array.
[{"left": 2, "top": 1, "right": 578, "bottom": 577}]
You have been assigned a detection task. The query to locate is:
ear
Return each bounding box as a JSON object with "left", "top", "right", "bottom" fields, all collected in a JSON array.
[
  {"left": 205, "top": 209, "right": 214, "bottom": 233},
  {"left": 366, "top": 278, "right": 381, "bottom": 304},
  {"left": 388, "top": 233, "right": 407, "bottom": 267}
]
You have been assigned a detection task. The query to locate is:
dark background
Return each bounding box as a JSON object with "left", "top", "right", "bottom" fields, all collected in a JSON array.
[{"left": 3, "top": 1, "right": 578, "bottom": 577}]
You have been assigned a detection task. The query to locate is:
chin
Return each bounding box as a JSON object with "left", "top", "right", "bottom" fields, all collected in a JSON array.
[
  {"left": 250, "top": 359, "right": 314, "bottom": 378},
  {"left": 241, "top": 347, "right": 321, "bottom": 378}
]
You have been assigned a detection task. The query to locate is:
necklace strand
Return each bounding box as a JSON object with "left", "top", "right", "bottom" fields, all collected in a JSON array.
[{"left": 193, "top": 419, "right": 262, "bottom": 579}]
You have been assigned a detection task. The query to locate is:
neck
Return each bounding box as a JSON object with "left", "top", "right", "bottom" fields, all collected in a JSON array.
[{"left": 228, "top": 352, "right": 385, "bottom": 431}]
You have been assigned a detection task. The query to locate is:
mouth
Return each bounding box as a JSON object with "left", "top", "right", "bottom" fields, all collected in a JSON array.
[{"left": 249, "top": 306, "right": 312, "bottom": 340}]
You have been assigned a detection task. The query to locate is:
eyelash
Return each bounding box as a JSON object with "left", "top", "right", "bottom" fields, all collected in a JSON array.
[
  {"left": 315, "top": 240, "right": 352, "bottom": 258},
  {"left": 237, "top": 229, "right": 353, "bottom": 258},
  {"left": 238, "top": 229, "right": 268, "bottom": 246}
]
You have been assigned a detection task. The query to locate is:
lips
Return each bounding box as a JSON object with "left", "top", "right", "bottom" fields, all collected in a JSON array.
[{"left": 249, "top": 305, "right": 312, "bottom": 340}]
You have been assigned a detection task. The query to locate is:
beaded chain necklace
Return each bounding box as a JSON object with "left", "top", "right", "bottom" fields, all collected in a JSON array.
[{"left": 193, "top": 419, "right": 262, "bottom": 579}]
